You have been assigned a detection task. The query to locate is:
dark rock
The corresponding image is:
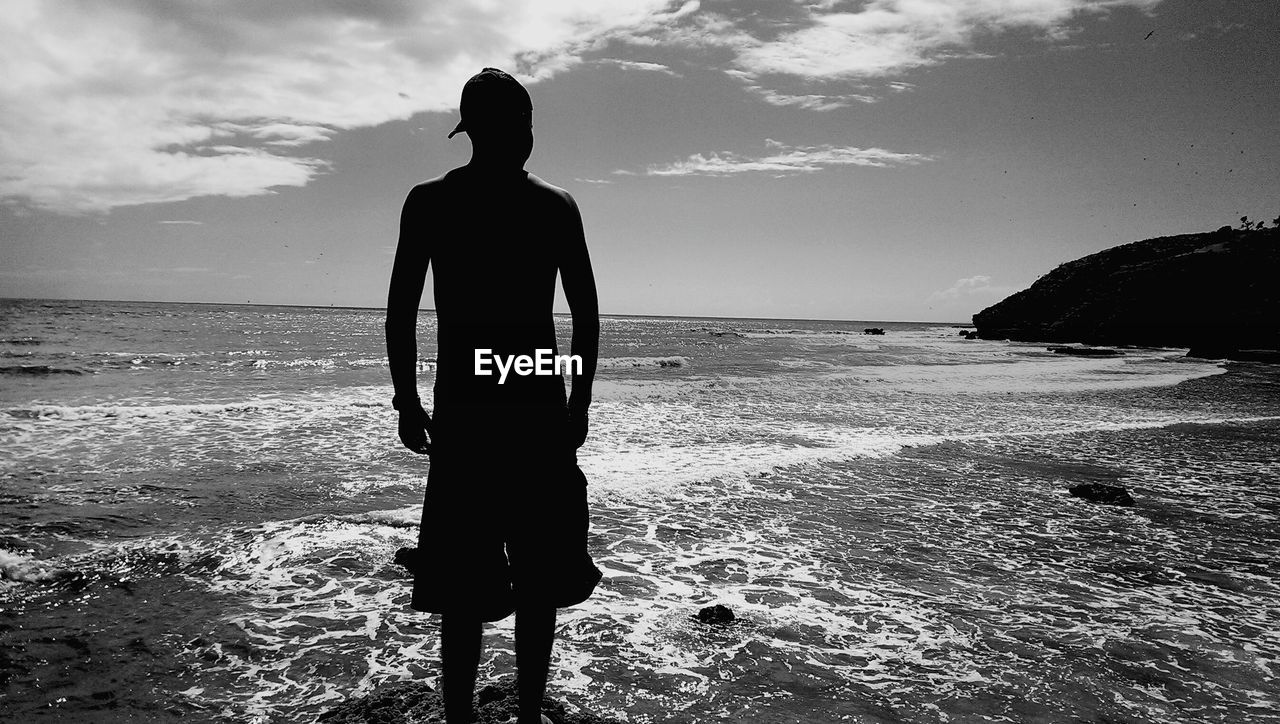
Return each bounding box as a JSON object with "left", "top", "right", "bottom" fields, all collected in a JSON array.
[
  {"left": 317, "top": 680, "right": 443, "bottom": 723},
  {"left": 319, "top": 678, "right": 622, "bottom": 724},
  {"left": 962, "top": 330, "right": 980, "bottom": 340},
  {"left": 863, "top": 328, "right": 885, "bottom": 335},
  {"left": 1068, "top": 483, "right": 1135, "bottom": 506},
  {"left": 1048, "top": 346, "right": 1122, "bottom": 357},
  {"left": 1188, "top": 346, "right": 1280, "bottom": 363},
  {"left": 1226, "top": 349, "right": 1280, "bottom": 363},
  {"left": 972, "top": 227, "right": 1280, "bottom": 352},
  {"left": 393, "top": 547, "right": 419, "bottom": 573},
  {"left": 695, "top": 604, "right": 736, "bottom": 625}
]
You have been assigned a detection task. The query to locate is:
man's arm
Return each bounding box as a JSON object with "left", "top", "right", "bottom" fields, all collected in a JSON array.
[
  {"left": 385, "top": 185, "right": 432, "bottom": 454},
  {"left": 559, "top": 192, "right": 598, "bottom": 448}
]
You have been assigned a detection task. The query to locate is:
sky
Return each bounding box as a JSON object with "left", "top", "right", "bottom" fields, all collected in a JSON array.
[{"left": 0, "top": 0, "right": 1276, "bottom": 322}]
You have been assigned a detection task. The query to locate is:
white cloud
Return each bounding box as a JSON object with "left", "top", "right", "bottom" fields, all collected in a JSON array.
[
  {"left": 650, "top": 0, "right": 1163, "bottom": 110},
  {"left": 0, "top": 0, "right": 1163, "bottom": 213},
  {"left": 157, "top": 220, "right": 203, "bottom": 225},
  {"left": 928, "top": 275, "right": 1017, "bottom": 302},
  {"left": 248, "top": 124, "right": 337, "bottom": 148},
  {"left": 597, "top": 59, "right": 682, "bottom": 76},
  {"left": 0, "top": 0, "right": 680, "bottom": 213},
  {"left": 721, "top": 69, "right": 877, "bottom": 110},
  {"left": 634, "top": 138, "right": 930, "bottom": 176},
  {"left": 746, "top": 85, "right": 878, "bottom": 111},
  {"left": 731, "top": 0, "right": 1162, "bottom": 80}
]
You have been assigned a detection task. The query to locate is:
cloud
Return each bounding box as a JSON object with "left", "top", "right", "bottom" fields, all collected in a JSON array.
[
  {"left": 721, "top": 69, "right": 877, "bottom": 110},
  {"left": 247, "top": 123, "right": 337, "bottom": 148},
  {"left": 730, "top": 0, "right": 1163, "bottom": 81},
  {"left": 928, "top": 275, "right": 1017, "bottom": 302},
  {"left": 633, "top": 138, "right": 930, "bottom": 176},
  {"left": 157, "top": 220, "right": 204, "bottom": 225},
  {"left": 0, "top": 0, "right": 681, "bottom": 213},
  {"left": 0, "top": 0, "right": 1162, "bottom": 214},
  {"left": 745, "top": 86, "right": 877, "bottom": 111},
  {"left": 597, "top": 58, "right": 682, "bottom": 76},
  {"left": 646, "top": 0, "right": 1163, "bottom": 110}
]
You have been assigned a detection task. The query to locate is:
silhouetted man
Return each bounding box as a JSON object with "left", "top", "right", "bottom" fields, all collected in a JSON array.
[{"left": 386, "top": 68, "right": 602, "bottom": 724}]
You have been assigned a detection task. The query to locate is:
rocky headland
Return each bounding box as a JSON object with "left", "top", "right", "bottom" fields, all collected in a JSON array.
[{"left": 972, "top": 226, "right": 1280, "bottom": 359}]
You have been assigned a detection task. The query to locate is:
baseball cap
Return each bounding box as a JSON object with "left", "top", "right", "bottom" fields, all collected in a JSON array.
[{"left": 447, "top": 68, "right": 533, "bottom": 139}]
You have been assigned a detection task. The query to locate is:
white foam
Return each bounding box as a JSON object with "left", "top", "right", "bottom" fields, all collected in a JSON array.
[
  {"left": 817, "top": 355, "right": 1225, "bottom": 395},
  {"left": 597, "top": 356, "right": 687, "bottom": 369},
  {"left": 578, "top": 404, "right": 906, "bottom": 497},
  {"left": 0, "top": 548, "right": 65, "bottom": 586}
]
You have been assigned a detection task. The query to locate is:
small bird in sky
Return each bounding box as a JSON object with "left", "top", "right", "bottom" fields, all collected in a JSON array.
[{"left": 1144, "top": 30, "right": 1154, "bottom": 40}]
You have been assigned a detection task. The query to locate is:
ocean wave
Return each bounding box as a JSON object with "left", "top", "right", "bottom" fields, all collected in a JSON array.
[
  {"left": 0, "top": 338, "right": 42, "bottom": 345},
  {"left": 689, "top": 326, "right": 746, "bottom": 338},
  {"left": 814, "top": 355, "right": 1225, "bottom": 394},
  {"left": 5, "top": 400, "right": 304, "bottom": 421},
  {"left": 0, "top": 388, "right": 406, "bottom": 424},
  {"left": 0, "top": 364, "right": 85, "bottom": 376},
  {"left": 598, "top": 356, "right": 686, "bottom": 369},
  {"left": 335, "top": 507, "right": 420, "bottom": 529},
  {"left": 743, "top": 328, "right": 858, "bottom": 336},
  {"left": 94, "top": 353, "right": 188, "bottom": 369},
  {"left": 246, "top": 357, "right": 433, "bottom": 371},
  {"left": 0, "top": 548, "right": 68, "bottom": 586},
  {"left": 251, "top": 358, "right": 336, "bottom": 369},
  {"left": 737, "top": 329, "right": 887, "bottom": 346}
]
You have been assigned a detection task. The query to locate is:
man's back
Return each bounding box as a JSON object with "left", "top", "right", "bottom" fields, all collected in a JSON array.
[{"left": 396, "top": 165, "right": 586, "bottom": 407}]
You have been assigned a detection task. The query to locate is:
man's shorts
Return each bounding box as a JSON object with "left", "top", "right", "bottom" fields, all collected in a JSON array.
[{"left": 410, "top": 404, "right": 602, "bottom": 621}]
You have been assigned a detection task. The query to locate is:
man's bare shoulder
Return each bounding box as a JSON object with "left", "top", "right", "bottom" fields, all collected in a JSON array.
[
  {"left": 406, "top": 168, "right": 465, "bottom": 200},
  {"left": 523, "top": 172, "right": 577, "bottom": 208}
]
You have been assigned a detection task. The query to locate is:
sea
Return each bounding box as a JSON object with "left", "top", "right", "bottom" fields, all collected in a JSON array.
[{"left": 1, "top": 298, "right": 1278, "bottom": 724}]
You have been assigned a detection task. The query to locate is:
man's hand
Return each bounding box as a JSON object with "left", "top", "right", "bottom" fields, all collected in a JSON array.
[
  {"left": 398, "top": 407, "right": 432, "bottom": 454},
  {"left": 567, "top": 407, "right": 588, "bottom": 450}
]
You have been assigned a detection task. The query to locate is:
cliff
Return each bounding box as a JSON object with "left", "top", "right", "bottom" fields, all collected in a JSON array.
[{"left": 972, "top": 227, "right": 1280, "bottom": 355}]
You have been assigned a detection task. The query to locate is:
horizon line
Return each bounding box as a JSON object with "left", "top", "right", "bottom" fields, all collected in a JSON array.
[{"left": 0, "top": 296, "right": 972, "bottom": 326}]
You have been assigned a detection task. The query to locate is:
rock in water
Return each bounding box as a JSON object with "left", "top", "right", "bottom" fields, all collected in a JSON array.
[
  {"left": 1068, "top": 483, "right": 1135, "bottom": 506},
  {"left": 393, "top": 546, "right": 419, "bottom": 573},
  {"left": 317, "top": 680, "right": 443, "bottom": 723},
  {"left": 696, "top": 604, "right": 736, "bottom": 625}
]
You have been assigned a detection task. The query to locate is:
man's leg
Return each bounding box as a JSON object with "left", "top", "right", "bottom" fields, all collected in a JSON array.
[
  {"left": 441, "top": 614, "right": 483, "bottom": 723},
  {"left": 515, "top": 606, "right": 556, "bottom": 724}
]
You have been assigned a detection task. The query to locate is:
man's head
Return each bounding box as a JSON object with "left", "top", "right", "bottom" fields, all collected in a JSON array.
[{"left": 449, "top": 68, "right": 533, "bottom": 166}]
